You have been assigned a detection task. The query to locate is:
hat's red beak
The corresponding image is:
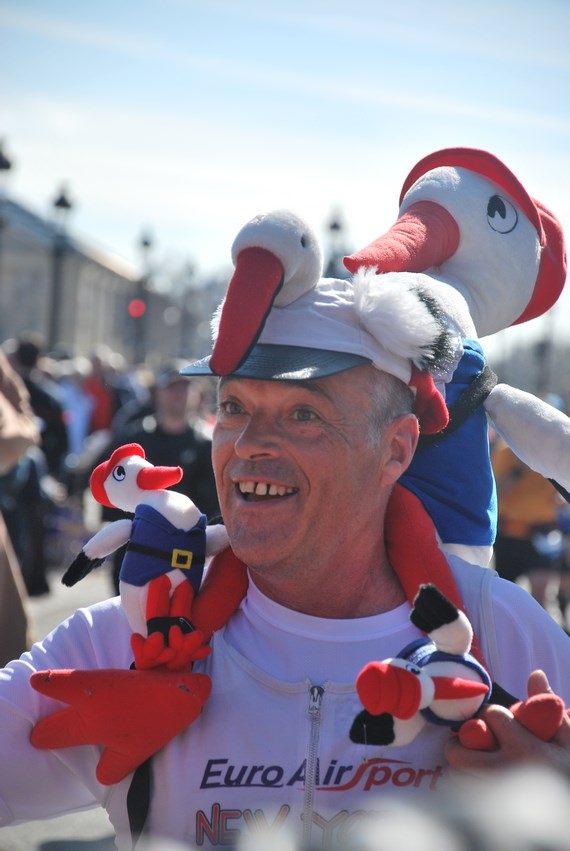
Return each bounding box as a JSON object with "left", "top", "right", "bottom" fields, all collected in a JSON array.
[{"left": 210, "top": 247, "right": 284, "bottom": 375}]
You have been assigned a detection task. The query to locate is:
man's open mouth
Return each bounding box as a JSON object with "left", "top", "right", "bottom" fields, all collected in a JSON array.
[{"left": 237, "top": 481, "right": 297, "bottom": 500}]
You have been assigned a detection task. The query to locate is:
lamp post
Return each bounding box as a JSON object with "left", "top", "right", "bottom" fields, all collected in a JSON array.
[
  {"left": 324, "top": 209, "right": 348, "bottom": 279},
  {"left": 129, "top": 230, "right": 153, "bottom": 364},
  {"left": 48, "top": 184, "right": 73, "bottom": 352}
]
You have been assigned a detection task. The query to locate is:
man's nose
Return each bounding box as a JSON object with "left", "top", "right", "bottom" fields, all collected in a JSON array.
[{"left": 234, "top": 412, "right": 281, "bottom": 459}]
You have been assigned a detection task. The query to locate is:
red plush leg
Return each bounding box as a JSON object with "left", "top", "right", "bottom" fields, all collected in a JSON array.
[
  {"left": 458, "top": 717, "right": 498, "bottom": 751},
  {"left": 30, "top": 667, "right": 211, "bottom": 785},
  {"left": 131, "top": 576, "right": 209, "bottom": 671},
  {"left": 170, "top": 579, "right": 194, "bottom": 618},
  {"left": 511, "top": 693, "right": 566, "bottom": 741},
  {"left": 145, "top": 574, "right": 172, "bottom": 619},
  {"left": 458, "top": 692, "right": 566, "bottom": 751}
]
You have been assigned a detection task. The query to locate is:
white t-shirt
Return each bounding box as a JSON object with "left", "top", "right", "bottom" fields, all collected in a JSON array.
[{"left": 0, "top": 560, "right": 569, "bottom": 850}]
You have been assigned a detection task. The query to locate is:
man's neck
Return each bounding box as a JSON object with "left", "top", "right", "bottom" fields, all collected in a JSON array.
[{"left": 248, "top": 553, "right": 406, "bottom": 619}]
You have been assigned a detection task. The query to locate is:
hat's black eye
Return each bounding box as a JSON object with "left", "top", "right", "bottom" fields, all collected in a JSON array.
[
  {"left": 487, "top": 194, "right": 518, "bottom": 234},
  {"left": 113, "top": 465, "right": 126, "bottom": 482},
  {"left": 300, "top": 235, "right": 307, "bottom": 248}
]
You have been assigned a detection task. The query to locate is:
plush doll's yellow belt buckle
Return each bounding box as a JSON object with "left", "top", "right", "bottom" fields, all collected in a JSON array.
[{"left": 171, "top": 549, "right": 193, "bottom": 569}]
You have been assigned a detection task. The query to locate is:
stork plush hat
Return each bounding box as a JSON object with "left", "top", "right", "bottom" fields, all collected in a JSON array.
[{"left": 182, "top": 209, "right": 463, "bottom": 435}]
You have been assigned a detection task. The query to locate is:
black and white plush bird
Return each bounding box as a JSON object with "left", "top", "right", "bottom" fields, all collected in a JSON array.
[{"left": 350, "top": 583, "right": 492, "bottom": 747}]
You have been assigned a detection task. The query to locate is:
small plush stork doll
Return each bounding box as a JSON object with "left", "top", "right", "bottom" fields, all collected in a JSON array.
[
  {"left": 350, "top": 583, "right": 568, "bottom": 750},
  {"left": 30, "top": 443, "right": 248, "bottom": 784},
  {"left": 62, "top": 442, "right": 230, "bottom": 668}
]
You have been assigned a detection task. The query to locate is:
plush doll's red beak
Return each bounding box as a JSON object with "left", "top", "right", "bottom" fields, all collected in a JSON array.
[
  {"left": 431, "top": 676, "right": 489, "bottom": 701},
  {"left": 137, "top": 465, "right": 183, "bottom": 491},
  {"left": 344, "top": 200, "right": 460, "bottom": 275},
  {"left": 210, "top": 246, "right": 284, "bottom": 375},
  {"left": 356, "top": 662, "right": 422, "bottom": 720}
]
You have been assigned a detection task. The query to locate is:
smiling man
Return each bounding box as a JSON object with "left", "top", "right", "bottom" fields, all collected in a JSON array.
[
  {"left": 212, "top": 368, "right": 414, "bottom": 617},
  {"left": 0, "top": 211, "right": 569, "bottom": 851}
]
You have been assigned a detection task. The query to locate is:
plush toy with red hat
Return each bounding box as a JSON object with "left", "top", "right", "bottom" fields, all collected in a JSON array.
[
  {"left": 30, "top": 443, "right": 248, "bottom": 784},
  {"left": 62, "top": 443, "right": 238, "bottom": 659},
  {"left": 345, "top": 147, "right": 568, "bottom": 563}
]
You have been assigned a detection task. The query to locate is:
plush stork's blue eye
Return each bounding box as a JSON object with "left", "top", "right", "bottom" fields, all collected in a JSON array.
[
  {"left": 405, "top": 663, "right": 421, "bottom": 676},
  {"left": 487, "top": 194, "right": 518, "bottom": 234},
  {"left": 112, "top": 465, "right": 126, "bottom": 482}
]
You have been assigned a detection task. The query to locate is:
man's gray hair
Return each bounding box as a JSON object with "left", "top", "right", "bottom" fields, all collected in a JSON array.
[{"left": 365, "top": 369, "right": 415, "bottom": 447}]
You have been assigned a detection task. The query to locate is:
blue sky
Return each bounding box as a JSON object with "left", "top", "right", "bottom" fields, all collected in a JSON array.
[{"left": 1, "top": 0, "right": 569, "bottom": 357}]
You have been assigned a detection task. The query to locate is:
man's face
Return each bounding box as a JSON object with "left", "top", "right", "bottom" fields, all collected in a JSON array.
[{"left": 212, "top": 365, "right": 404, "bottom": 593}]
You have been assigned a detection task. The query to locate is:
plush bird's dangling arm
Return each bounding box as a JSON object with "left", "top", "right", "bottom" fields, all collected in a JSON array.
[{"left": 62, "top": 518, "right": 133, "bottom": 586}]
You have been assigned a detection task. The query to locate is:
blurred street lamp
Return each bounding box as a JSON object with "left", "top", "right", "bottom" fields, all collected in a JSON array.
[
  {"left": 324, "top": 209, "right": 349, "bottom": 278},
  {"left": 48, "top": 184, "right": 74, "bottom": 351},
  {"left": 0, "top": 140, "right": 12, "bottom": 183},
  {"left": 130, "top": 230, "right": 153, "bottom": 363}
]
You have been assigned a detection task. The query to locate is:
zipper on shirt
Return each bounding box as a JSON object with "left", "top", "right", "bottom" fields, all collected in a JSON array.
[{"left": 302, "top": 684, "right": 324, "bottom": 849}]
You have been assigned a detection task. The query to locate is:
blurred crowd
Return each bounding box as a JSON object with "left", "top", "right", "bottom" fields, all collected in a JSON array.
[
  {"left": 0, "top": 330, "right": 569, "bottom": 668},
  {"left": 0, "top": 332, "right": 219, "bottom": 665}
]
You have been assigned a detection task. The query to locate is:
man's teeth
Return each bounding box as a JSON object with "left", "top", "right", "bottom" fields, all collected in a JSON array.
[{"left": 239, "top": 482, "right": 294, "bottom": 497}]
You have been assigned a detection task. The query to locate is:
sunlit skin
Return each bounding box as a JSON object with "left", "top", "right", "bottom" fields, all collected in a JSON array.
[{"left": 212, "top": 364, "right": 419, "bottom": 617}]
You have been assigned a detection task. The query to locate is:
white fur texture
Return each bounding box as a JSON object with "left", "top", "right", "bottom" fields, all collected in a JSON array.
[{"left": 353, "top": 267, "right": 461, "bottom": 373}]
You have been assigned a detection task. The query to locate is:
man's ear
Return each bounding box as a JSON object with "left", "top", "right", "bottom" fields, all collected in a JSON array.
[{"left": 379, "top": 413, "right": 419, "bottom": 488}]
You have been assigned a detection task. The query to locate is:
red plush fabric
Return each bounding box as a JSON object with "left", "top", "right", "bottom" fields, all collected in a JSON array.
[
  {"left": 458, "top": 692, "right": 566, "bottom": 751},
  {"left": 30, "top": 668, "right": 212, "bottom": 785},
  {"left": 344, "top": 200, "right": 460, "bottom": 275},
  {"left": 192, "top": 547, "right": 249, "bottom": 639},
  {"left": 210, "top": 247, "right": 284, "bottom": 375},
  {"left": 357, "top": 661, "right": 421, "bottom": 719}
]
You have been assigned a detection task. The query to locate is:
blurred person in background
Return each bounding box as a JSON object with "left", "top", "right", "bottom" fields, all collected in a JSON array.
[
  {"left": 8, "top": 333, "right": 69, "bottom": 480},
  {"left": 82, "top": 344, "right": 149, "bottom": 437},
  {"left": 0, "top": 335, "right": 67, "bottom": 595},
  {"left": 0, "top": 347, "right": 40, "bottom": 663},
  {"left": 94, "top": 359, "right": 220, "bottom": 593}
]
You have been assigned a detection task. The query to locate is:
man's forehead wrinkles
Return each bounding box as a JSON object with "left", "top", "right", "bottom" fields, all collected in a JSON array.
[{"left": 218, "top": 376, "right": 333, "bottom": 400}]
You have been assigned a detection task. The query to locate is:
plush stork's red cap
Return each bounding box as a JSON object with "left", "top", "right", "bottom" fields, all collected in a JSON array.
[{"left": 90, "top": 443, "right": 182, "bottom": 509}]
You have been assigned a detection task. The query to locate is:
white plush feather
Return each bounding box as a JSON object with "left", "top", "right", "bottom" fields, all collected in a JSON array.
[{"left": 353, "top": 267, "right": 462, "bottom": 375}]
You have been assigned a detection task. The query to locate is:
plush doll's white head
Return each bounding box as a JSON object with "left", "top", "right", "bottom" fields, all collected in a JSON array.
[
  {"left": 344, "top": 146, "right": 566, "bottom": 338},
  {"left": 343, "top": 147, "right": 570, "bottom": 502}
]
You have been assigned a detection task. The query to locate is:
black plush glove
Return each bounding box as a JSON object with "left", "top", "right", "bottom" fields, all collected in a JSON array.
[{"left": 61, "top": 550, "right": 106, "bottom": 586}]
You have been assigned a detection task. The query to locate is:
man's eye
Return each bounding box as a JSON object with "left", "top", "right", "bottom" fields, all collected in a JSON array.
[
  {"left": 293, "top": 408, "right": 317, "bottom": 423},
  {"left": 218, "top": 400, "right": 243, "bottom": 416}
]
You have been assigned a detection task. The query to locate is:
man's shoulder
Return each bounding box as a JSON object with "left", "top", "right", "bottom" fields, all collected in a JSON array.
[{"left": 446, "top": 556, "right": 495, "bottom": 596}]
